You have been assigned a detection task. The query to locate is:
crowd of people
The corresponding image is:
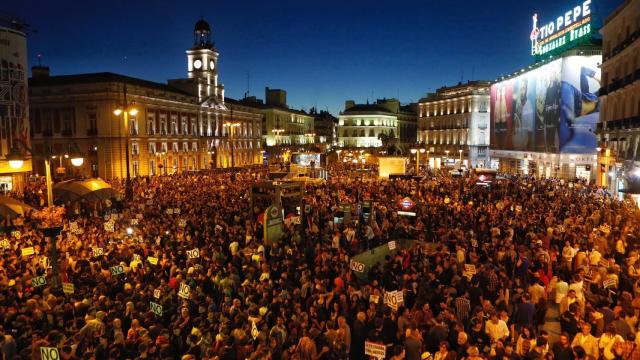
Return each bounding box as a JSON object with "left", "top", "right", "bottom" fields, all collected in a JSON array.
[{"left": 0, "top": 165, "right": 639, "bottom": 360}]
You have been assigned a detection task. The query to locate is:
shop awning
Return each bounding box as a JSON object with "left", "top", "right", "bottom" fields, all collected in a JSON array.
[
  {"left": 0, "top": 196, "right": 36, "bottom": 219},
  {"left": 53, "top": 178, "right": 116, "bottom": 203}
]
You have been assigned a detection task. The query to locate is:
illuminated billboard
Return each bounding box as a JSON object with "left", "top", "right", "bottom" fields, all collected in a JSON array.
[
  {"left": 530, "top": 0, "right": 593, "bottom": 57},
  {"left": 490, "top": 55, "right": 601, "bottom": 154}
]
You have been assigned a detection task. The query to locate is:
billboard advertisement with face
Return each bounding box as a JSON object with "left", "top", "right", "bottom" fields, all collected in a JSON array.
[{"left": 490, "top": 55, "right": 600, "bottom": 154}]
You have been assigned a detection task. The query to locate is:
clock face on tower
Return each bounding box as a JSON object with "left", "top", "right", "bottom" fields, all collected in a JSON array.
[
  {"left": 193, "top": 59, "right": 202, "bottom": 69},
  {"left": 209, "top": 60, "right": 215, "bottom": 70}
]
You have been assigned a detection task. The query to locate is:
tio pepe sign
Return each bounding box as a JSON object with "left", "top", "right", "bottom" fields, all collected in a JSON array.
[{"left": 530, "top": 0, "right": 592, "bottom": 56}]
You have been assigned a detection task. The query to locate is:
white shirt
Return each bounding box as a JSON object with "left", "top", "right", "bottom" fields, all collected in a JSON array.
[
  {"left": 485, "top": 319, "right": 509, "bottom": 343},
  {"left": 555, "top": 280, "right": 569, "bottom": 304}
]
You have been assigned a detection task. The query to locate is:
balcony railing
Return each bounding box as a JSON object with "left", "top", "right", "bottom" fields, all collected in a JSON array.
[
  {"left": 600, "top": 116, "right": 640, "bottom": 132},
  {"left": 61, "top": 129, "right": 73, "bottom": 136},
  {"left": 87, "top": 128, "right": 98, "bottom": 136}
]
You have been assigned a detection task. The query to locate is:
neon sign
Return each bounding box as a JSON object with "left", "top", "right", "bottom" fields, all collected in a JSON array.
[{"left": 530, "top": 0, "right": 592, "bottom": 56}]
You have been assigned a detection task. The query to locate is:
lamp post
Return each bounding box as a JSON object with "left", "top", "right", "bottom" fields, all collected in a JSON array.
[
  {"left": 445, "top": 150, "right": 450, "bottom": 165},
  {"left": 113, "top": 84, "right": 137, "bottom": 200},
  {"left": 459, "top": 149, "right": 463, "bottom": 164},
  {"left": 411, "top": 148, "right": 419, "bottom": 175},
  {"left": 336, "top": 149, "right": 342, "bottom": 163}
]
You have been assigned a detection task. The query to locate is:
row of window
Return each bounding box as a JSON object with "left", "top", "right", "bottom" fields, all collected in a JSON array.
[
  {"left": 420, "top": 98, "right": 488, "bottom": 117},
  {"left": 339, "top": 118, "right": 397, "bottom": 127}
]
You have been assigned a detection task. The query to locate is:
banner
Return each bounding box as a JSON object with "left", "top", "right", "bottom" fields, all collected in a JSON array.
[
  {"left": 370, "top": 294, "right": 379, "bottom": 303},
  {"left": 384, "top": 290, "right": 403, "bottom": 310},
  {"left": 364, "top": 342, "right": 386, "bottom": 359}
]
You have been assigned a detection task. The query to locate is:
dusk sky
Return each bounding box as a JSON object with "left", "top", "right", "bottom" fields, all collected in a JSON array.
[{"left": 8, "top": 0, "right": 620, "bottom": 115}]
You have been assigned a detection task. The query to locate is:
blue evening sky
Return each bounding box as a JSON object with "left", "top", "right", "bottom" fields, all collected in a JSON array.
[{"left": 6, "top": 0, "right": 621, "bottom": 114}]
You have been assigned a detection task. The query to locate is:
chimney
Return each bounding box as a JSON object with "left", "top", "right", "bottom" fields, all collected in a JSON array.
[{"left": 32, "top": 65, "right": 50, "bottom": 78}]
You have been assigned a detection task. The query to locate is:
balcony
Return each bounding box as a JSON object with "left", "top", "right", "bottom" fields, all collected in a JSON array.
[
  {"left": 604, "top": 28, "right": 640, "bottom": 62},
  {"left": 601, "top": 116, "right": 640, "bottom": 132},
  {"left": 87, "top": 128, "right": 98, "bottom": 136},
  {"left": 130, "top": 128, "right": 139, "bottom": 136}
]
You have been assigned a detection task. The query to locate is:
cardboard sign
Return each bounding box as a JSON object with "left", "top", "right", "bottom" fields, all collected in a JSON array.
[
  {"left": 370, "top": 294, "right": 379, "bottom": 304},
  {"left": 166, "top": 208, "right": 174, "bottom": 215},
  {"left": 388, "top": 241, "right": 397, "bottom": 251},
  {"left": 130, "top": 219, "right": 139, "bottom": 225},
  {"left": 349, "top": 260, "right": 365, "bottom": 273},
  {"left": 150, "top": 301, "right": 163, "bottom": 316},
  {"left": 464, "top": 264, "right": 476, "bottom": 274},
  {"left": 364, "top": 341, "right": 386, "bottom": 359},
  {"left": 147, "top": 256, "right": 158, "bottom": 265},
  {"left": 603, "top": 278, "right": 617, "bottom": 289},
  {"left": 384, "top": 291, "right": 403, "bottom": 310},
  {"left": 104, "top": 221, "right": 114, "bottom": 232},
  {"left": 62, "top": 282, "right": 74, "bottom": 294},
  {"left": 11, "top": 230, "right": 21, "bottom": 239},
  {"left": 22, "top": 247, "right": 35, "bottom": 256},
  {"left": 110, "top": 265, "right": 125, "bottom": 276},
  {"left": 178, "top": 282, "right": 191, "bottom": 299},
  {"left": 186, "top": 249, "right": 200, "bottom": 259},
  {"left": 178, "top": 219, "right": 187, "bottom": 227},
  {"left": 93, "top": 248, "right": 104, "bottom": 257},
  {"left": 154, "top": 288, "right": 161, "bottom": 299},
  {"left": 32, "top": 276, "right": 47, "bottom": 287},
  {"left": 0, "top": 239, "right": 10, "bottom": 249},
  {"left": 251, "top": 321, "right": 259, "bottom": 340},
  {"left": 40, "top": 347, "right": 60, "bottom": 360}
]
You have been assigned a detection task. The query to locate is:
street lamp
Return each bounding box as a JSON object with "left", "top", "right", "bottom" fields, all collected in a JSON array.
[
  {"left": 336, "top": 149, "right": 342, "bottom": 163},
  {"left": 411, "top": 148, "right": 419, "bottom": 175},
  {"left": 113, "top": 84, "right": 137, "bottom": 200},
  {"left": 445, "top": 150, "right": 450, "bottom": 164},
  {"left": 458, "top": 149, "right": 463, "bottom": 164}
]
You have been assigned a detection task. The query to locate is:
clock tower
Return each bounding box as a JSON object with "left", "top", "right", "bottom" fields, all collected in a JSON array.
[{"left": 186, "top": 19, "right": 224, "bottom": 104}]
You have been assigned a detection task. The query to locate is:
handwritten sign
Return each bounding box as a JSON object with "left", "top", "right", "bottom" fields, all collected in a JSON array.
[
  {"left": 364, "top": 341, "right": 386, "bottom": 359},
  {"left": 349, "top": 260, "right": 365, "bottom": 273},
  {"left": 603, "top": 278, "right": 617, "bottom": 289},
  {"left": 178, "top": 282, "right": 191, "bottom": 299},
  {"left": 32, "top": 276, "right": 47, "bottom": 287},
  {"left": 150, "top": 301, "right": 163, "bottom": 316},
  {"left": 62, "top": 282, "right": 74, "bottom": 294},
  {"left": 154, "top": 288, "right": 161, "bottom": 299},
  {"left": 11, "top": 230, "right": 21, "bottom": 239},
  {"left": 388, "top": 241, "right": 397, "bottom": 251},
  {"left": 370, "top": 294, "right": 379, "bottom": 304},
  {"left": 93, "top": 248, "right": 104, "bottom": 257},
  {"left": 464, "top": 264, "right": 476, "bottom": 274},
  {"left": 40, "top": 347, "right": 60, "bottom": 360},
  {"left": 147, "top": 256, "right": 158, "bottom": 265},
  {"left": 186, "top": 249, "right": 200, "bottom": 259},
  {"left": 22, "top": 247, "right": 35, "bottom": 256},
  {"left": 0, "top": 239, "right": 10, "bottom": 249},
  {"left": 110, "top": 265, "right": 125, "bottom": 276}
]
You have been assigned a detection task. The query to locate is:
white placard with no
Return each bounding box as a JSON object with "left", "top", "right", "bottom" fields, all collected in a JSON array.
[
  {"left": 349, "top": 259, "right": 365, "bottom": 273},
  {"left": 388, "top": 241, "right": 396, "bottom": 250},
  {"left": 178, "top": 282, "right": 191, "bottom": 299},
  {"left": 187, "top": 249, "right": 200, "bottom": 259},
  {"left": 364, "top": 341, "right": 386, "bottom": 359},
  {"left": 40, "top": 347, "right": 60, "bottom": 360}
]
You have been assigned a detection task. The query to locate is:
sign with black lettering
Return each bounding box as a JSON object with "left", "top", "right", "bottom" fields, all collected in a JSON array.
[
  {"left": 40, "top": 347, "right": 60, "bottom": 360},
  {"left": 154, "top": 289, "right": 161, "bottom": 299},
  {"left": 174, "top": 208, "right": 181, "bottom": 214},
  {"left": 62, "top": 282, "right": 74, "bottom": 294},
  {"left": 110, "top": 265, "right": 124, "bottom": 276},
  {"left": 388, "top": 241, "right": 396, "bottom": 250},
  {"left": 186, "top": 249, "right": 200, "bottom": 259},
  {"left": 178, "top": 219, "right": 187, "bottom": 227},
  {"left": 178, "top": 282, "right": 191, "bottom": 299},
  {"left": 147, "top": 256, "right": 158, "bottom": 265},
  {"left": 349, "top": 260, "right": 365, "bottom": 273},
  {"left": 32, "top": 276, "right": 47, "bottom": 287},
  {"left": 150, "top": 301, "right": 163, "bottom": 316},
  {"left": 464, "top": 264, "right": 476, "bottom": 274},
  {"left": 384, "top": 290, "right": 403, "bottom": 310},
  {"left": 0, "top": 239, "right": 9, "bottom": 249},
  {"left": 22, "top": 247, "right": 35, "bottom": 256},
  {"left": 93, "top": 248, "right": 104, "bottom": 257},
  {"left": 369, "top": 294, "right": 379, "bottom": 303},
  {"left": 364, "top": 341, "right": 386, "bottom": 359},
  {"left": 11, "top": 230, "right": 20, "bottom": 239}
]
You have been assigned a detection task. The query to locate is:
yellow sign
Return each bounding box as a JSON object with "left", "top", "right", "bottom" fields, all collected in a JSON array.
[
  {"left": 147, "top": 256, "right": 159, "bottom": 265},
  {"left": 62, "top": 282, "right": 74, "bottom": 294},
  {"left": 21, "top": 247, "right": 35, "bottom": 256}
]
